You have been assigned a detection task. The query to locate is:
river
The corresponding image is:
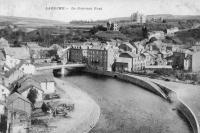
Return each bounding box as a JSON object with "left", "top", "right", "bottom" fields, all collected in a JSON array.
[{"left": 57, "top": 71, "right": 192, "bottom": 133}]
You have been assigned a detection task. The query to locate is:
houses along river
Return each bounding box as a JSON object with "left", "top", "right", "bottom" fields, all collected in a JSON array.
[{"left": 58, "top": 71, "right": 192, "bottom": 133}]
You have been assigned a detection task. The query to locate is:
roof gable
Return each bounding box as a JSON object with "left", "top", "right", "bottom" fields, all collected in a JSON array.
[{"left": 7, "top": 92, "right": 31, "bottom": 105}]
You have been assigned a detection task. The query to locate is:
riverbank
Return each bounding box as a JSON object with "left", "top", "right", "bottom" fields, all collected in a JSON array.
[{"left": 48, "top": 78, "right": 100, "bottom": 133}]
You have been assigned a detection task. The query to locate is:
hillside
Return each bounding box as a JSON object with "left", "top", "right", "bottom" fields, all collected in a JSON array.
[
  {"left": 106, "top": 14, "right": 200, "bottom": 22},
  {"left": 0, "top": 16, "right": 67, "bottom": 27},
  {"left": 95, "top": 31, "right": 128, "bottom": 41},
  {"left": 175, "top": 28, "right": 200, "bottom": 44}
]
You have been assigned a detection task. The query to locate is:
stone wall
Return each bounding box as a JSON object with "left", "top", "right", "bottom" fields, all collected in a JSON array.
[{"left": 153, "top": 82, "right": 200, "bottom": 133}]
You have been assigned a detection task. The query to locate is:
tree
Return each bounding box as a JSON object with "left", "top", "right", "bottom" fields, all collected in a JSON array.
[
  {"left": 41, "top": 102, "right": 51, "bottom": 113},
  {"left": 27, "top": 88, "right": 38, "bottom": 106},
  {"left": 142, "top": 26, "right": 148, "bottom": 38},
  {"left": 41, "top": 102, "right": 48, "bottom": 113}
]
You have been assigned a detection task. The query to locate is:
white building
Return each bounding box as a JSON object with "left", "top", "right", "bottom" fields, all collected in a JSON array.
[
  {"left": 131, "top": 12, "right": 146, "bottom": 23},
  {"left": 32, "top": 74, "right": 55, "bottom": 94},
  {"left": 0, "top": 84, "right": 10, "bottom": 101},
  {"left": 0, "top": 102, "right": 5, "bottom": 115},
  {"left": 148, "top": 31, "right": 165, "bottom": 40},
  {"left": 0, "top": 37, "right": 9, "bottom": 49},
  {"left": 19, "top": 63, "right": 36, "bottom": 74},
  {"left": 4, "top": 47, "right": 31, "bottom": 69},
  {"left": 113, "top": 23, "right": 119, "bottom": 31},
  {"left": 166, "top": 27, "right": 179, "bottom": 35},
  {"left": 107, "top": 21, "right": 119, "bottom": 31},
  {"left": 115, "top": 52, "right": 147, "bottom": 72},
  {"left": 17, "top": 77, "right": 44, "bottom": 102},
  {"left": 4, "top": 55, "right": 20, "bottom": 70}
]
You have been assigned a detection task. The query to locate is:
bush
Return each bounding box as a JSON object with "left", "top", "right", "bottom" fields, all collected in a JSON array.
[
  {"left": 27, "top": 89, "right": 38, "bottom": 105},
  {"left": 41, "top": 102, "right": 51, "bottom": 113}
]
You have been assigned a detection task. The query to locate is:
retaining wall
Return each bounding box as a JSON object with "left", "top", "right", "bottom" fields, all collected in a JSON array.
[{"left": 153, "top": 82, "right": 200, "bottom": 133}]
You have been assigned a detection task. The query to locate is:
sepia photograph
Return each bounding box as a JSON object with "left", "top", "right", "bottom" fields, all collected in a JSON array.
[{"left": 0, "top": 0, "right": 200, "bottom": 133}]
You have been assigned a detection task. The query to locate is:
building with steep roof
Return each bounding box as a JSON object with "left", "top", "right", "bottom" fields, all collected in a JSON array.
[
  {"left": 87, "top": 44, "right": 119, "bottom": 71},
  {"left": 6, "top": 92, "right": 31, "bottom": 133},
  {"left": 0, "top": 49, "right": 6, "bottom": 73},
  {"left": 4, "top": 47, "right": 30, "bottom": 60},
  {"left": 32, "top": 74, "right": 55, "bottom": 94},
  {"left": 16, "top": 76, "right": 44, "bottom": 102},
  {"left": 118, "top": 42, "right": 137, "bottom": 54},
  {"left": 0, "top": 84, "right": 10, "bottom": 102},
  {"left": 131, "top": 12, "right": 146, "bottom": 23},
  {"left": 115, "top": 51, "right": 148, "bottom": 72},
  {"left": 0, "top": 37, "right": 9, "bottom": 49}
]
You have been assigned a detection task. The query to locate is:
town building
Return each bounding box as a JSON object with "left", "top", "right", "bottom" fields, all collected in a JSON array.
[
  {"left": 115, "top": 52, "right": 135, "bottom": 72},
  {"left": 58, "top": 47, "right": 70, "bottom": 64},
  {"left": 113, "top": 23, "right": 119, "bottom": 31},
  {"left": 172, "top": 49, "right": 193, "bottom": 71},
  {"left": 0, "top": 101, "right": 5, "bottom": 115},
  {"left": 27, "top": 42, "right": 53, "bottom": 64},
  {"left": 148, "top": 31, "right": 165, "bottom": 40},
  {"left": 0, "top": 49, "right": 6, "bottom": 72},
  {"left": 32, "top": 74, "right": 55, "bottom": 94},
  {"left": 0, "top": 101, "right": 7, "bottom": 133},
  {"left": 118, "top": 42, "right": 137, "bottom": 54},
  {"left": 0, "top": 37, "right": 9, "bottom": 49},
  {"left": 191, "top": 51, "right": 200, "bottom": 72},
  {"left": 165, "top": 27, "right": 179, "bottom": 35},
  {"left": 114, "top": 52, "right": 147, "bottom": 72},
  {"left": 16, "top": 76, "right": 44, "bottom": 102},
  {"left": 107, "top": 21, "right": 119, "bottom": 31},
  {"left": 4, "top": 47, "right": 31, "bottom": 64},
  {"left": 133, "top": 41, "right": 146, "bottom": 54},
  {"left": 130, "top": 12, "right": 146, "bottom": 23},
  {"left": 69, "top": 46, "right": 83, "bottom": 63},
  {"left": 87, "top": 44, "right": 119, "bottom": 71},
  {"left": 148, "top": 17, "right": 163, "bottom": 23},
  {"left": 0, "top": 84, "right": 10, "bottom": 101},
  {"left": 19, "top": 63, "right": 36, "bottom": 74},
  {"left": 1, "top": 69, "right": 24, "bottom": 88},
  {"left": 81, "top": 44, "right": 92, "bottom": 63},
  {"left": 155, "top": 53, "right": 168, "bottom": 66},
  {"left": 6, "top": 92, "right": 31, "bottom": 133}
]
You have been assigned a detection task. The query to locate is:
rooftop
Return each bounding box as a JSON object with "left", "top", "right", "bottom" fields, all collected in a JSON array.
[
  {"left": 0, "top": 49, "right": 6, "bottom": 61},
  {"left": 0, "top": 37, "right": 9, "bottom": 49},
  {"left": 16, "top": 76, "right": 42, "bottom": 94},
  {"left": 4, "top": 47, "right": 30, "bottom": 60},
  {"left": 7, "top": 92, "right": 31, "bottom": 106},
  {"left": 119, "top": 51, "right": 138, "bottom": 58},
  {"left": 32, "top": 73, "right": 54, "bottom": 83}
]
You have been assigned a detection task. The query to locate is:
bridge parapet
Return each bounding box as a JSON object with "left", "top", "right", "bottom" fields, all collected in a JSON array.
[{"left": 36, "top": 63, "right": 86, "bottom": 71}]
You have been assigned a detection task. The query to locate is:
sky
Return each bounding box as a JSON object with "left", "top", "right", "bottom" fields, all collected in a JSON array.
[{"left": 0, "top": 0, "right": 200, "bottom": 22}]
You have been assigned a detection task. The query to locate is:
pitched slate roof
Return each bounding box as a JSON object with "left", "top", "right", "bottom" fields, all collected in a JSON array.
[
  {"left": 3, "top": 60, "right": 25, "bottom": 78},
  {"left": 0, "top": 49, "right": 6, "bottom": 61},
  {"left": 119, "top": 52, "right": 138, "bottom": 58},
  {"left": 32, "top": 73, "right": 54, "bottom": 83},
  {"left": 17, "top": 77, "right": 43, "bottom": 94},
  {"left": 7, "top": 92, "right": 31, "bottom": 105}
]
